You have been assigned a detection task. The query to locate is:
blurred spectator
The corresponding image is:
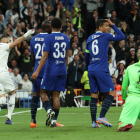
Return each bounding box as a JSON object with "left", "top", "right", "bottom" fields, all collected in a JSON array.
[
  {"left": 22, "top": 73, "right": 33, "bottom": 91},
  {"left": 126, "top": 48, "right": 138, "bottom": 67},
  {"left": 109, "top": 43, "right": 117, "bottom": 76},
  {"left": 133, "top": 12, "right": 140, "bottom": 36},
  {"left": 81, "top": 69, "right": 90, "bottom": 106},
  {"left": 114, "top": 40, "right": 125, "bottom": 63},
  {"left": 136, "top": 35, "right": 140, "bottom": 50},
  {"left": 4, "top": 0, "right": 18, "bottom": 12},
  {"left": 15, "top": 48, "right": 33, "bottom": 79},
  {"left": 71, "top": 42, "right": 78, "bottom": 57},
  {"left": 119, "top": 0, "right": 131, "bottom": 21},
  {"left": 125, "top": 34, "right": 136, "bottom": 56},
  {"left": 60, "top": 0, "right": 74, "bottom": 12},
  {"left": 67, "top": 54, "right": 85, "bottom": 88},
  {"left": 78, "top": 50, "right": 84, "bottom": 62},
  {"left": 68, "top": 49, "right": 73, "bottom": 64},
  {"left": 73, "top": 35, "right": 82, "bottom": 50},
  {"left": 110, "top": 10, "right": 120, "bottom": 27},
  {"left": 11, "top": 68, "right": 22, "bottom": 90},
  {"left": 0, "top": 0, "right": 5, "bottom": 14},
  {"left": 10, "top": 8, "right": 19, "bottom": 26},
  {"left": 9, "top": 59, "right": 18, "bottom": 70},
  {"left": 61, "top": 10, "right": 73, "bottom": 26},
  {"left": 115, "top": 60, "right": 126, "bottom": 85},
  {"left": 44, "top": 5, "right": 54, "bottom": 20}
]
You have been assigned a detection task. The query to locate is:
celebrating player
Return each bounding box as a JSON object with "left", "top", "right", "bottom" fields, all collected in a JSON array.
[
  {"left": 117, "top": 50, "right": 140, "bottom": 132},
  {"left": 0, "top": 29, "right": 35, "bottom": 124},
  {"left": 31, "top": 18, "right": 70, "bottom": 127},
  {"left": 85, "top": 19, "right": 125, "bottom": 128},
  {"left": 30, "top": 20, "right": 51, "bottom": 128}
]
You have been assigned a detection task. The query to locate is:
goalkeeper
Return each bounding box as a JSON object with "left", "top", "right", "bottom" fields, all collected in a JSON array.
[{"left": 117, "top": 50, "right": 140, "bottom": 132}]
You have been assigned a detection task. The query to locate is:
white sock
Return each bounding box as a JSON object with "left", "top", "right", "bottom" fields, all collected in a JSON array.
[
  {"left": 0, "top": 97, "right": 6, "bottom": 104},
  {"left": 7, "top": 94, "right": 15, "bottom": 120},
  {"left": 47, "top": 109, "right": 51, "bottom": 114},
  {"left": 51, "top": 120, "right": 57, "bottom": 124}
]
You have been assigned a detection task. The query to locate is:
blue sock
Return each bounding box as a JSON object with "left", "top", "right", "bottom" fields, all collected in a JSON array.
[
  {"left": 90, "top": 97, "right": 98, "bottom": 123},
  {"left": 43, "top": 100, "right": 51, "bottom": 112},
  {"left": 100, "top": 95, "right": 114, "bottom": 118},
  {"left": 31, "top": 96, "right": 39, "bottom": 123},
  {"left": 52, "top": 109, "right": 59, "bottom": 120}
]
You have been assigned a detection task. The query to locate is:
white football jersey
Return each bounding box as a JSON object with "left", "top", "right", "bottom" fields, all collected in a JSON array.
[{"left": 0, "top": 43, "right": 11, "bottom": 72}]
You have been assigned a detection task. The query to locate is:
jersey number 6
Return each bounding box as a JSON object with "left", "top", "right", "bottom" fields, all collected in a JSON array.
[{"left": 92, "top": 39, "right": 99, "bottom": 55}]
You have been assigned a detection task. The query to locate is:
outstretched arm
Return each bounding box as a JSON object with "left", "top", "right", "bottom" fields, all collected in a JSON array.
[
  {"left": 9, "top": 29, "right": 35, "bottom": 49},
  {"left": 31, "top": 51, "right": 49, "bottom": 80}
]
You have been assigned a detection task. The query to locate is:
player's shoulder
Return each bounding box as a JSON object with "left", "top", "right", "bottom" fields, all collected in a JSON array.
[{"left": 126, "top": 63, "right": 136, "bottom": 71}]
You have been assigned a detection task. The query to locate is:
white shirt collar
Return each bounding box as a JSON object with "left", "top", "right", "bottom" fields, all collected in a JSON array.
[
  {"left": 52, "top": 31, "right": 61, "bottom": 33},
  {"left": 40, "top": 33, "right": 48, "bottom": 34},
  {"left": 96, "top": 31, "right": 102, "bottom": 33}
]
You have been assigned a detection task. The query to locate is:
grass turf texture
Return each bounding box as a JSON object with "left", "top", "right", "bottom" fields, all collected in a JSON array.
[{"left": 0, "top": 107, "right": 140, "bottom": 140}]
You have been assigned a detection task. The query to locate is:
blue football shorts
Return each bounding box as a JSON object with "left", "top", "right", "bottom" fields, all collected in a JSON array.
[
  {"left": 33, "top": 77, "right": 42, "bottom": 92},
  {"left": 88, "top": 71, "right": 114, "bottom": 93},
  {"left": 41, "top": 75, "right": 66, "bottom": 91}
]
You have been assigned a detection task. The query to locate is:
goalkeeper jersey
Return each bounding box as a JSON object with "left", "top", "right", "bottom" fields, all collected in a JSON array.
[{"left": 121, "top": 62, "right": 140, "bottom": 100}]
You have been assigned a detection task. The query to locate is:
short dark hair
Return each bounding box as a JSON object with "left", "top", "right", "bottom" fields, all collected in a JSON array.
[
  {"left": 41, "top": 20, "right": 51, "bottom": 32},
  {"left": 111, "top": 10, "right": 116, "bottom": 14},
  {"left": 0, "top": 35, "right": 8, "bottom": 42},
  {"left": 51, "top": 18, "right": 62, "bottom": 29},
  {"left": 23, "top": 73, "right": 29, "bottom": 78},
  {"left": 96, "top": 19, "right": 108, "bottom": 29}
]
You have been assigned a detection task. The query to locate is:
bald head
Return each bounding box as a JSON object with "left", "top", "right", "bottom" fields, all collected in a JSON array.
[{"left": 41, "top": 20, "right": 51, "bottom": 34}]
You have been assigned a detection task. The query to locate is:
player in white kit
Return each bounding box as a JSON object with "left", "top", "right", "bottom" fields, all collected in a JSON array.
[{"left": 0, "top": 29, "right": 35, "bottom": 124}]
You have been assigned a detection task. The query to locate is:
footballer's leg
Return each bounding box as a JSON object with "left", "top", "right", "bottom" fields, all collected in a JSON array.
[
  {"left": 0, "top": 83, "right": 6, "bottom": 108},
  {"left": 40, "top": 89, "right": 55, "bottom": 126},
  {"left": 117, "top": 96, "right": 139, "bottom": 132},
  {"left": 88, "top": 71, "right": 101, "bottom": 128},
  {"left": 96, "top": 91, "right": 114, "bottom": 127},
  {"left": 51, "top": 91, "right": 64, "bottom": 127},
  {"left": 6, "top": 90, "right": 15, "bottom": 125},
  {"left": 30, "top": 91, "right": 40, "bottom": 128}
]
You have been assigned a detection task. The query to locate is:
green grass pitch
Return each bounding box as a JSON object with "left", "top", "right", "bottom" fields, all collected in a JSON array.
[{"left": 0, "top": 107, "right": 140, "bottom": 140}]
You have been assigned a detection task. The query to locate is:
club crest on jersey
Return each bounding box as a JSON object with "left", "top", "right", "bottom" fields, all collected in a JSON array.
[
  {"left": 55, "top": 36, "right": 64, "bottom": 40},
  {"left": 92, "top": 35, "right": 100, "bottom": 39}
]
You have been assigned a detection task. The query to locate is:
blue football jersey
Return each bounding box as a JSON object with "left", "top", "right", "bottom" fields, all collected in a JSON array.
[
  {"left": 30, "top": 33, "right": 49, "bottom": 77},
  {"left": 43, "top": 32, "right": 70, "bottom": 76},
  {"left": 86, "top": 25, "right": 125, "bottom": 72}
]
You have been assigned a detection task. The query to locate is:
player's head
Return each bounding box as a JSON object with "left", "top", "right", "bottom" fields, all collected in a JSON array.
[
  {"left": 96, "top": 19, "right": 109, "bottom": 33},
  {"left": 51, "top": 18, "right": 62, "bottom": 31},
  {"left": 0, "top": 35, "right": 11, "bottom": 43},
  {"left": 41, "top": 20, "right": 52, "bottom": 34}
]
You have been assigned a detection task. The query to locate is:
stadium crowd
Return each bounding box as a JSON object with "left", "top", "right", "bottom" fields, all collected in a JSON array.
[{"left": 0, "top": 0, "right": 139, "bottom": 94}]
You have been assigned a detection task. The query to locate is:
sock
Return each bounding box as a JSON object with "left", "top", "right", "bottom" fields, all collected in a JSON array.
[
  {"left": 0, "top": 97, "right": 6, "bottom": 104},
  {"left": 43, "top": 100, "right": 51, "bottom": 112},
  {"left": 52, "top": 109, "right": 59, "bottom": 120},
  {"left": 31, "top": 96, "right": 39, "bottom": 123},
  {"left": 99, "top": 95, "right": 114, "bottom": 118},
  {"left": 7, "top": 94, "right": 15, "bottom": 120},
  {"left": 90, "top": 97, "right": 98, "bottom": 123}
]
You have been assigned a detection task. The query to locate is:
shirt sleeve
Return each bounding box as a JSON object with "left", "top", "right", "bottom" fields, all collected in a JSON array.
[
  {"left": 1, "top": 43, "right": 11, "bottom": 51},
  {"left": 121, "top": 68, "right": 129, "bottom": 100},
  {"left": 43, "top": 37, "right": 51, "bottom": 52},
  {"left": 106, "top": 25, "right": 125, "bottom": 41}
]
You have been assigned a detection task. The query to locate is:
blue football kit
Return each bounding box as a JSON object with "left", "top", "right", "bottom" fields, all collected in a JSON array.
[
  {"left": 30, "top": 33, "right": 49, "bottom": 91},
  {"left": 41, "top": 32, "right": 70, "bottom": 91},
  {"left": 85, "top": 25, "right": 125, "bottom": 93}
]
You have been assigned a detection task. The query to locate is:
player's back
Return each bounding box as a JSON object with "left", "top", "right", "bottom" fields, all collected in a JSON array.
[
  {"left": 30, "top": 33, "right": 48, "bottom": 77},
  {"left": 44, "top": 32, "right": 70, "bottom": 76},
  {"left": 86, "top": 32, "right": 110, "bottom": 72}
]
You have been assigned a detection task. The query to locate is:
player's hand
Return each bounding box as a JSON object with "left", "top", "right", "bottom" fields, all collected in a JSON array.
[
  {"left": 105, "top": 18, "right": 113, "bottom": 26},
  {"left": 31, "top": 71, "right": 39, "bottom": 81}
]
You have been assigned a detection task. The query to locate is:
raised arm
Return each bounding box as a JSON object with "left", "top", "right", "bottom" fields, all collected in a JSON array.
[{"left": 9, "top": 29, "right": 35, "bottom": 49}]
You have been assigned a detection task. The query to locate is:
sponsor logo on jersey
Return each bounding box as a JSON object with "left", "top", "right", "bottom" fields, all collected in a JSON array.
[
  {"left": 92, "top": 57, "right": 100, "bottom": 61},
  {"left": 55, "top": 36, "right": 64, "bottom": 40},
  {"left": 92, "top": 35, "right": 100, "bottom": 39},
  {"left": 55, "top": 60, "right": 64, "bottom": 64},
  {"left": 35, "top": 38, "right": 44, "bottom": 41}
]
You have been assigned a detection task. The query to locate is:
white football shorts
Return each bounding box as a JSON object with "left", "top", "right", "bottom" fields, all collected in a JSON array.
[{"left": 0, "top": 71, "right": 15, "bottom": 94}]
